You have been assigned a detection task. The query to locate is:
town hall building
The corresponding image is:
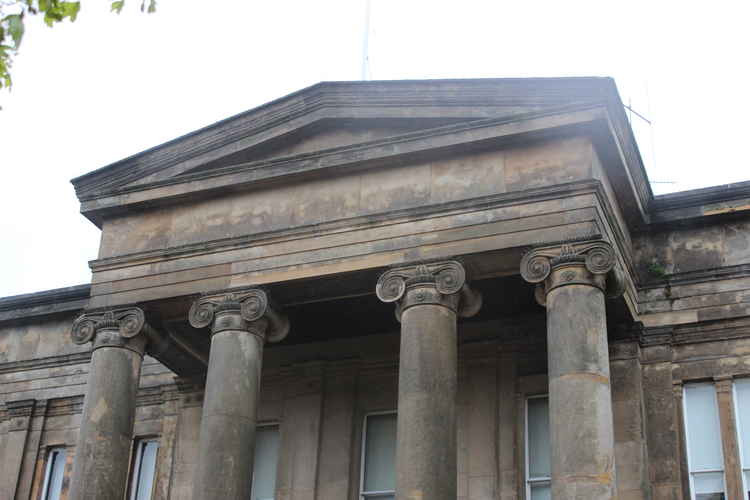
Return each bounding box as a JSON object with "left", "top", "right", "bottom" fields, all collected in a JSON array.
[{"left": 2, "top": 78, "right": 750, "bottom": 500}]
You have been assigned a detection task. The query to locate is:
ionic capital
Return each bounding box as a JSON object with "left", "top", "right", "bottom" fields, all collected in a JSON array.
[
  {"left": 188, "top": 288, "right": 289, "bottom": 342},
  {"left": 376, "top": 260, "right": 482, "bottom": 320},
  {"left": 70, "top": 307, "right": 149, "bottom": 355},
  {"left": 520, "top": 240, "right": 625, "bottom": 306}
]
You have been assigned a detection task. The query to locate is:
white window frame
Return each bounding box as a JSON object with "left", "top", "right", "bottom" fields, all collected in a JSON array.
[
  {"left": 40, "top": 446, "right": 67, "bottom": 500},
  {"left": 250, "top": 422, "right": 281, "bottom": 500},
  {"left": 525, "top": 394, "right": 550, "bottom": 500},
  {"left": 733, "top": 379, "right": 750, "bottom": 499},
  {"left": 683, "top": 382, "right": 727, "bottom": 500},
  {"left": 129, "top": 437, "right": 159, "bottom": 500},
  {"left": 359, "top": 410, "right": 397, "bottom": 500}
]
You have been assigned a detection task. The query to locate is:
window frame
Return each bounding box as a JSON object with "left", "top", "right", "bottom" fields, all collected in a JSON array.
[
  {"left": 683, "top": 382, "right": 727, "bottom": 500},
  {"left": 128, "top": 437, "right": 160, "bottom": 500},
  {"left": 250, "top": 422, "right": 281, "bottom": 500},
  {"left": 359, "top": 410, "right": 397, "bottom": 500},
  {"left": 733, "top": 379, "right": 750, "bottom": 499},
  {"left": 524, "top": 394, "right": 551, "bottom": 500},
  {"left": 39, "top": 446, "right": 67, "bottom": 500}
]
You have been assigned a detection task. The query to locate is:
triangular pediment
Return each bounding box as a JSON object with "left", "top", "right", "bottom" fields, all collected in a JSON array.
[{"left": 71, "top": 78, "right": 622, "bottom": 201}]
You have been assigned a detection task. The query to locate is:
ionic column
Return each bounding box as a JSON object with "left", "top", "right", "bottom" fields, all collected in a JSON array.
[
  {"left": 189, "top": 288, "right": 289, "bottom": 500},
  {"left": 376, "top": 261, "right": 481, "bottom": 500},
  {"left": 68, "top": 308, "right": 150, "bottom": 500},
  {"left": 521, "top": 240, "right": 625, "bottom": 499}
]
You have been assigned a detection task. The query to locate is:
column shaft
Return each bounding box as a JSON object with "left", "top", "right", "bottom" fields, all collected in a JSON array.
[
  {"left": 69, "top": 337, "right": 144, "bottom": 500},
  {"left": 193, "top": 328, "right": 263, "bottom": 500},
  {"left": 546, "top": 282, "right": 616, "bottom": 499},
  {"left": 396, "top": 302, "right": 458, "bottom": 500},
  {"left": 520, "top": 241, "right": 624, "bottom": 500},
  {"left": 376, "top": 261, "right": 481, "bottom": 500},
  {"left": 189, "top": 288, "right": 288, "bottom": 500}
]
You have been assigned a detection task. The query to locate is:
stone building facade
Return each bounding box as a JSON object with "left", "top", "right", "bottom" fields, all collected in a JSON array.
[{"left": 2, "top": 78, "right": 750, "bottom": 500}]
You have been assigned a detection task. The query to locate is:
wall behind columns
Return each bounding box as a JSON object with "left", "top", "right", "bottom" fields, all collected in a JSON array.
[
  {"left": 497, "top": 350, "right": 518, "bottom": 500},
  {"left": 276, "top": 363, "right": 324, "bottom": 500},
  {"left": 168, "top": 400, "right": 203, "bottom": 500},
  {"left": 315, "top": 364, "right": 358, "bottom": 500},
  {"left": 610, "top": 341, "right": 650, "bottom": 500},
  {"left": 458, "top": 351, "right": 499, "bottom": 500},
  {"left": 641, "top": 345, "right": 683, "bottom": 500}
]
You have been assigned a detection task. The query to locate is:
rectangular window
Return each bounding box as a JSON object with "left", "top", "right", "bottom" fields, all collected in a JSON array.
[
  {"left": 251, "top": 425, "right": 280, "bottom": 500},
  {"left": 40, "top": 447, "right": 67, "bottom": 500},
  {"left": 684, "top": 383, "right": 726, "bottom": 500},
  {"left": 129, "top": 439, "right": 159, "bottom": 500},
  {"left": 360, "top": 412, "right": 397, "bottom": 500},
  {"left": 526, "top": 396, "right": 551, "bottom": 500},
  {"left": 734, "top": 379, "right": 750, "bottom": 500}
]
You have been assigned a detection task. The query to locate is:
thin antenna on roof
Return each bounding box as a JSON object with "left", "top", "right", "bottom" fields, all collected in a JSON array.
[
  {"left": 623, "top": 82, "right": 669, "bottom": 189},
  {"left": 361, "top": 0, "right": 372, "bottom": 80}
]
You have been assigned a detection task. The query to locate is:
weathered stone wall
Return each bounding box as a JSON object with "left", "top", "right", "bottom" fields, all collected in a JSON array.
[{"left": 635, "top": 221, "right": 750, "bottom": 327}]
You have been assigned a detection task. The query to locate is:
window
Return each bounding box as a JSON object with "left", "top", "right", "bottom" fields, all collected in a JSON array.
[
  {"left": 40, "top": 447, "right": 66, "bottom": 500},
  {"left": 129, "top": 439, "right": 159, "bottom": 500},
  {"left": 525, "top": 396, "right": 551, "bottom": 500},
  {"left": 734, "top": 379, "right": 750, "bottom": 500},
  {"left": 251, "top": 425, "right": 280, "bottom": 500},
  {"left": 684, "top": 383, "right": 726, "bottom": 500},
  {"left": 360, "top": 412, "right": 397, "bottom": 500}
]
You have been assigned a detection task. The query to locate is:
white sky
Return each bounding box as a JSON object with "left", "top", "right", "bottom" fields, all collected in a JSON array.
[{"left": 1, "top": 0, "right": 748, "bottom": 297}]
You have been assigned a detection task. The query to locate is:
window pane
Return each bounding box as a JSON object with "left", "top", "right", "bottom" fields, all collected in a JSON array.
[
  {"left": 684, "top": 384, "right": 724, "bottom": 471},
  {"left": 363, "top": 413, "right": 397, "bottom": 493},
  {"left": 735, "top": 380, "right": 750, "bottom": 467},
  {"left": 43, "top": 448, "right": 67, "bottom": 500},
  {"left": 694, "top": 471, "right": 725, "bottom": 499},
  {"left": 744, "top": 470, "right": 749, "bottom": 500},
  {"left": 527, "top": 397, "right": 550, "bottom": 479},
  {"left": 530, "top": 483, "right": 551, "bottom": 500},
  {"left": 252, "top": 426, "right": 280, "bottom": 500},
  {"left": 131, "top": 440, "right": 159, "bottom": 500}
]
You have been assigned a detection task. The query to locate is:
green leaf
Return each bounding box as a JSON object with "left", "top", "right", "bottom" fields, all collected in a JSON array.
[
  {"left": 60, "top": 2, "right": 81, "bottom": 22},
  {"left": 6, "top": 15, "right": 24, "bottom": 49},
  {"left": 111, "top": 1, "right": 125, "bottom": 14},
  {"left": 43, "top": 10, "right": 62, "bottom": 27}
]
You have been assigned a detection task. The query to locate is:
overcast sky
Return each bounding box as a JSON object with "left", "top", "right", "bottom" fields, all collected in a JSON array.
[{"left": 1, "top": 0, "right": 748, "bottom": 298}]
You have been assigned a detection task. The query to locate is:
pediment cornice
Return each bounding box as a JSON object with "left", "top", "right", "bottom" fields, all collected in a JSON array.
[
  {"left": 71, "top": 79, "right": 624, "bottom": 197},
  {"left": 79, "top": 105, "right": 635, "bottom": 224},
  {"left": 70, "top": 78, "right": 654, "bottom": 231}
]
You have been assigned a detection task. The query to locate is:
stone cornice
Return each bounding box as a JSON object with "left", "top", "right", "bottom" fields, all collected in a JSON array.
[
  {"left": 0, "top": 351, "right": 91, "bottom": 375},
  {"left": 71, "top": 78, "right": 621, "bottom": 200},
  {"left": 638, "top": 263, "right": 750, "bottom": 290},
  {"left": 77, "top": 105, "right": 614, "bottom": 227},
  {"left": 652, "top": 180, "right": 750, "bottom": 212},
  {"left": 0, "top": 284, "right": 90, "bottom": 323}
]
